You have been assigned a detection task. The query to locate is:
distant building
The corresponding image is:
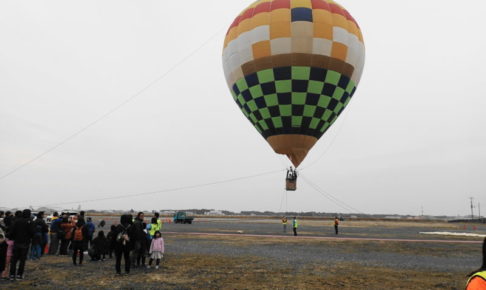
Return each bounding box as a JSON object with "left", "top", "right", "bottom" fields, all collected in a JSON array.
[{"left": 205, "top": 210, "right": 224, "bottom": 216}]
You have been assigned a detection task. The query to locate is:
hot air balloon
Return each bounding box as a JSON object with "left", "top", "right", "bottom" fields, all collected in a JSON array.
[{"left": 222, "top": 0, "right": 365, "bottom": 188}]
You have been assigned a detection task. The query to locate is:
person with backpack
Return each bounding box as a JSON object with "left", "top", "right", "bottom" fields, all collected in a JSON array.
[
  {"left": 147, "top": 231, "right": 164, "bottom": 270},
  {"left": 59, "top": 215, "right": 74, "bottom": 255},
  {"left": 71, "top": 220, "right": 88, "bottom": 266},
  {"left": 113, "top": 214, "right": 134, "bottom": 275}
]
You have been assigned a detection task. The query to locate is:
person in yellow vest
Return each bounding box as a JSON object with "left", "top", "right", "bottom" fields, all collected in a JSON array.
[
  {"left": 281, "top": 217, "right": 288, "bottom": 233},
  {"left": 147, "top": 218, "right": 159, "bottom": 239},
  {"left": 154, "top": 212, "right": 163, "bottom": 232},
  {"left": 292, "top": 217, "right": 298, "bottom": 236},
  {"left": 466, "top": 237, "right": 486, "bottom": 289}
]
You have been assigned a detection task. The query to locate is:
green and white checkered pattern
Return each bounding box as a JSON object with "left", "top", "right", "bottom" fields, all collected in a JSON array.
[{"left": 231, "top": 66, "right": 356, "bottom": 139}]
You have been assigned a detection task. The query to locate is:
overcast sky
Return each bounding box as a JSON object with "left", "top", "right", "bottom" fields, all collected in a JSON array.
[{"left": 1, "top": 0, "right": 485, "bottom": 216}]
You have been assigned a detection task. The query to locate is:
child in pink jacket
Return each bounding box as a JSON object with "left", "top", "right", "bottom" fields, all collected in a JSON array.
[
  {"left": 147, "top": 231, "right": 164, "bottom": 269},
  {"left": 1, "top": 233, "right": 13, "bottom": 279}
]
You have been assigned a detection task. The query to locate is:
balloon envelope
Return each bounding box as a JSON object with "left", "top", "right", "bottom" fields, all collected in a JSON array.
[{"left": 222, "top": 0, "right": 365, "bottom": 167}]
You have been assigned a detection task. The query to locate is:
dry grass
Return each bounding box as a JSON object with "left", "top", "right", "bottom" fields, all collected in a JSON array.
[{"left": 5, "top": 253, "right": 467, "bottom": 289}]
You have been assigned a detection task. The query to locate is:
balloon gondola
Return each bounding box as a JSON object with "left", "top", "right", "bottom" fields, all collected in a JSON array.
[{"left": 286, "top": 167, "right": 297, "bottom": 191}]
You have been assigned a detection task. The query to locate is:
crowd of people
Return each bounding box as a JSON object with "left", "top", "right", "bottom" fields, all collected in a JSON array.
[{"left": 0, "top": 210, "right": 165, "bottom": 280}]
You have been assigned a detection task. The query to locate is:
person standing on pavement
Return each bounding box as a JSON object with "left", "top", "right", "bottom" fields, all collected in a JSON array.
[
  {"left": 466, "top": 237, "right": 486, "bottom": 289},
  {"left": 292, "top": 217, "right": 298, "bottom": 236},
  {"left": 8, "top": 209, "right": 34, "bottom": 280},
  {"left": 281, "top": 217, "right": 288, "bottom": 233},
  {"left": 334, "top": 216, "right": 340, "bottom": 235}
]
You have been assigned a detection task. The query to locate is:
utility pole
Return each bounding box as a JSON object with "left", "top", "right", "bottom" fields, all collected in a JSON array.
[
  {"left": 420, "top": 206, "right": 424, "bottom": 217},
  {"left": 478, "top": 202, "right": 481, "bottom": 219},
  {"left": 469, "top": 197, "right": 474, "bottom": 220}
]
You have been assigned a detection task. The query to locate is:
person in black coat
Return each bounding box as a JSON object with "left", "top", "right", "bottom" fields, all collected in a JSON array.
[
  {"left": 106, "top": 225, "right": 116, "bottom": 259},
  {"left": 8, "top": 209, "right": 34, "bottom": 280},
  {"left": 132, "top": 212, "right": 147, "bottom": 268},
  {"left": 113, "top": 214, "right": 134, "bottom": 275},
  {"left": 32, "top": 212, "right": 49, "bottom": 259},
  {"left": 90, "top": 231, "right": 109, "bottom": 261},
  {"left": 3, "top": 211, "right": 13, "bottom": 231}
]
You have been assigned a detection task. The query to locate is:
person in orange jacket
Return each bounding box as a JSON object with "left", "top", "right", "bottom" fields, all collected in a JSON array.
[
  {"left": 466, "top": 237, "right": 486, "bottom": 289},
  {"left": 334, "top": 217, "right": 340, "bottom": 235}
]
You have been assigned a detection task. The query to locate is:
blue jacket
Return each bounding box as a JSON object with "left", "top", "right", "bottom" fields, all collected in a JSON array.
[
  {"left": 86, "top": 222, "right": 95, "bottom": 237},
  {"left": 50, "top": 218, "right": 62, "bottom": 232}
]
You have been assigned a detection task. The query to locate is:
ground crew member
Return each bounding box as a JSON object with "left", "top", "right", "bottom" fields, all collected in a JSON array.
[
  {"left": 334, "top": 216, "right": 339, "bottom": 235},
  {"left": 154, "top": 213, "right": 162, "bottom": 232},
  {"left": 292, "top": 217, "right": 298, "bottom": 236},
  {"left": 281, "top": 217, "right": 287, "bottom": 233},
  {"left": 466, "top": 237, "right": 486, "bottom": 289}
]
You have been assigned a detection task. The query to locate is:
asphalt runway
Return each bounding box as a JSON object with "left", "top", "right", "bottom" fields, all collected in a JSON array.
[
  {"left": 91, "top": 215, "right": 486, "bottom": 243},
  {"left": 163, "top": 231, "right": 483, "bottom": 244}
]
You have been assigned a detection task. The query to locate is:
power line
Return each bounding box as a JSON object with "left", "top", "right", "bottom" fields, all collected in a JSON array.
[
  {"left": 0, "top": 26, "right": 225, "bottom": 183},
  {"left": 37, "top": 169, "right": 284, "bottom": 208},
  {"left": 300, "top": 175, "right": 363, "bottom": 214}
]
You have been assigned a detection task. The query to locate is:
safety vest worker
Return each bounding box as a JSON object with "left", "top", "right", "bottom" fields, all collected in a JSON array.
[
  {"left": 148, "top": 220, "right": 161, "bottom": 237},
  {"left": 466, "top": 271, "right": 486, "bottom": 290}
]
